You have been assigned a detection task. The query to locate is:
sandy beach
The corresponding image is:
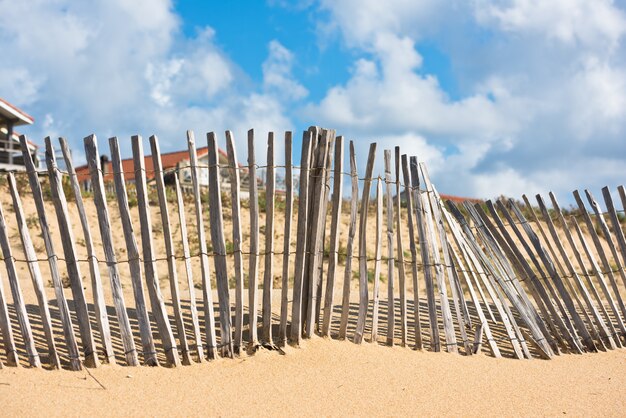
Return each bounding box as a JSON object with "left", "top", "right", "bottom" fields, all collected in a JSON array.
[{"left": 1, "top": 338, "right": 624, "bottom": 417}]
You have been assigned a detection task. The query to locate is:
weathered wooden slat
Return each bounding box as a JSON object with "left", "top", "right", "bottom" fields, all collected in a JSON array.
[
  {"left": 174, "top": 175, "right": 205, "bottom": 361},
  {"left": 383, "top": 150, "right": 395, "bottom": 346},
  {"left": 473, "top": 204, "right": 550, "bottom": 340},
  {"left": 206, "top": 132, "right": 234, "bottom": 358},
  {"left": 573, "top": 190, "right": 626, "bottom": 329},
  {"left": 465, "top": 203, "right": 542, "bottom": 359},
  {"left": 482, "top": 200, "right": 564, "bottom": 353},
  {"left": 456, "top": 202, "right": 525, "bottom": 358},
  {"left": 187, "top": 130, "right": 217, "bottom": 359},
  {"left": 394, "top": 148, "right": 408, "bottom": 347},
  {"left": 321, "top": 136, "right": 344, "bottom": 336},
  {"left": 44, "top": 138, "right": 98, "bottom": 367},
  {"left": 315, "top": 134, "right": 335, "bottom": 333},
  {"left": 548, "top": 192, "right": 620, "bottom": 348},
  {"left": 603, "top": 187, "right": 626, "bottom": 282},
  {"left": 354, "top": 142, "right": 377, "bottom": 344},
  {"left": 446, "top": 247, "right": 473, "bottom": 354},
  {"left": 569, "top": 215, "right": 626, "bottom": 340},
  {"left": 0, "top": 268, "right": 18, "bottom": 366},
  {"left": 402, "top": 157, "right": 422, "bottom": 350},
  {"left": 585, "top": 190, "right": 626, "bottom": 293},
  {"left": 463, "top": 204, "right": 513, "bottom": 328},
  {"left": 508, "top": 199, "right": 593, "bottom": 352},
  {"left": 109, "top": 140, "right": 158, "bottom": 362},
  {"left": 419, "top": 164, "right": 458, "bottom": 353},
  {"left": 491, "top": 200, "right": 580, "bottom": 352},
  {"left": 84, "top": 134, "right": 139, "bottom": 367},
  {"left": 225, "top": 131, "right": 244, "bottom": 353},
  {"left": 8, "top": 178, "right": 61, "bottom": 367},
  {"left": 619, "top": 186, "right": 626, "bottom": 239},
  {"left": 20, "top": 136, "right": 81, "bottom": 370},
  {"left": 279, "top": 132, "right": 294, "bottom": 344},
  {"left": 247, "top": 129, "right": 261, "bottom": 347},
  {"left": 132, "top": 135, "right": 181, "bottom": 366},
  {"left": 262, "top": 133, "right": 276, "bottom": 345},
  {"left": 447, "top": 202, "right": 524, "bottom": 358},
  {"left": 429, "top": 186, "right": 472, "bottom": 354},
  {"left": 150, "top": 135, "right": 192, "bottom": 364},
  {"left": 109, "top": 137, "right": 158, "bottom": 365},
  {"left": 523, "top": 195, "right": 599, "bottom": 350},
  {"left": 9, "top": 174, "right": 75, "bottom": 369},
  {"left": 441, "top": 205, "right": 500, "bottom": 357},
  {"left": 60, "top": 138, "right": 114, "bottom": 364},
  {"left": 370, "top": 178, "right": 383, "bottom": 342},
  {"left": 338, "top": 141, "right": 358, "bottom": 340},
  {"left": 0, "top": 202, "right": 40, "bottom": 367},
  {"left": 301, "top": 127, "right": 319, "bottom": 329},
  {"left": 305, "top": 130, "right": 330, "bottom": 337},
  {"left": 471, "top": 203, "right": 553, "bottom": 358},
  {"left": 409, "top": 156, "right": 437, "bottom": 350},
  {"left": 537, "top": 194, "right": 614, "bottom": 349},
  {"left": 290, "top": 131, "right": 313, "bottom": 344}
]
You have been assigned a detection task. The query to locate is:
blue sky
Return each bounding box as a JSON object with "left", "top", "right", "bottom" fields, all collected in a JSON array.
[{"left": 1, "top": 0, "right": 626, "bottom": 202}]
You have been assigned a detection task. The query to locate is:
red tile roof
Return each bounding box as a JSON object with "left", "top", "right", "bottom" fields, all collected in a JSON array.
[
  {"left": 440, "top": 193, "right": 482, "bottom": 204},
  {"left": 74, "top": 146, "right": 227, "bottom": 183}
]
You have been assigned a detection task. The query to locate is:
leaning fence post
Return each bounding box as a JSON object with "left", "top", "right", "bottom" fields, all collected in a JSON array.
[
  {"left": 9, "top": 176, "right": 73, "bottom": 368},
  {"left": 174, "top": 175, "right": 205, "bottom": 361},
  {"left": 409, "top": 156, "right": 437, "bottom": 351},
  {"left": 403, "top": 156, "right": 423, "bottom": 350},
  {"left": 109, "top": 137, "right": 158, "bottom": 365},
  {"left": 187, "top": 130, "right": 218, "bottom": 359},
  {"left": 84, "top": 134, "right": 139, "bottom": 367},
  {"left": 585, "top": 190, "right": 626, "bottom": 292},
  {"left": 394, "top": 148, "right": 408, "bottom": 347},
  {"left": 44, "top": 137, "right": 98, "bottom": 367},
  {"left": 0, "top": 201, "right": 39, "bottom": 367},
  {"left": 370, "top": 178, "right": 383, "bottom": 342},
  {"left": 419, "top": 164, "right": 459, "bottom": 353},
  {"left": 225, "top": 131, "right": 244, "bottom": 353},
  {"left": 150, "top": 135, "right": 192, "bottom": 365},
  {"left": 536, "top": 193, "right": 613, "bottom": 350},
  {"left": 569, "top": 215, "right": 626, "bottom": 340},
  {"left": 262, "top": 132, "right": 276, "bottom": 345},
  {"left": 206, "top": 132, "right": 234, "bottom": 358},
  {"left": 6, "top": 172, "right": 61, "bottom": 368},
  {"left": 321, "top": 136, "right": 344, "bottom": 336},
  {"left": 279, "top": 132, "right": 294, "bottom": 344},
  {"left": 574, "top": 190, "right": 626, "bottom": 330},
  {"left": 248, "top": 129, "right": 261, "bottom": 348},
  {"left": 0, "top": 269, "right": 18, "bottom": 366},
  {"left": 19, "top": 135, "right": 82, "bottom": 370},
  {"left": 602, "top": 187, "right": 626, "bottom": 286},
  {"left": 338, "top": 141, "right": 358, "bottom": 340},
  {"left": 60, "top": 137, "right": 115, "bottom": 365},
  {"left": 353, "top": 142, "right": 376, "bottom": 344},
  {"left": 290, "top": 131, "right": 313, "bottom": 345},
  {"left": 305, "top": 130, "right": 330, "bottom": 338},
  {"left": 132, "top": 135, "right": 181, "bottom": 367},
  {"left": 383, "top": 150, "right": 395, "bottom": 346}
]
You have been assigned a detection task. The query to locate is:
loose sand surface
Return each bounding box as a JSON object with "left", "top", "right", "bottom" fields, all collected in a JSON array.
[{"left": 1, "top": 338, "right": 624, "bottom": 417}]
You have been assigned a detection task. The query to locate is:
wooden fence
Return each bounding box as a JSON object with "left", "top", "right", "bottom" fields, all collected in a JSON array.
[{"left": 0, "top": 126, "right": 625, "bottom": 370}]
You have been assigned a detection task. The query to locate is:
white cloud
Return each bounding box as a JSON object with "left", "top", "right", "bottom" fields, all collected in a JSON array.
[
  {"left": 0, "top": 0, "right": 297, "bottom": 165},
  {"left": 263, "top": 40, "right": 308, "bottom": 101},
  {"left": 305, "top": 0, "right": 626, "bottom": 201},
  {"left": 475, "top": 0, "right": 626, "bottom": 50}
]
